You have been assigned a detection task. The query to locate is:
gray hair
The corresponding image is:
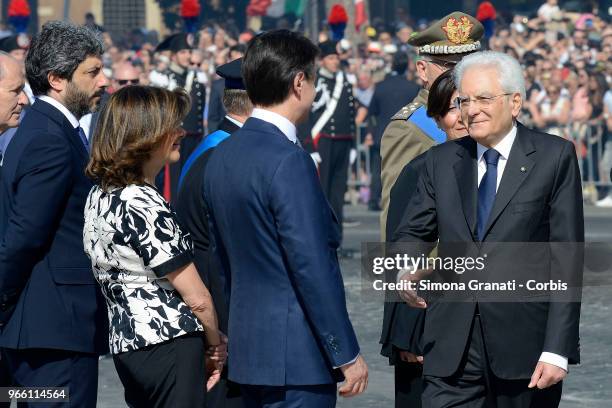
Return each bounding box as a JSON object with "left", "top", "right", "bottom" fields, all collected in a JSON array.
[
  {"left": 222, "top": 89, "right": 253, "bottom": 117},
  {"left": 25, "top": 20, "right": 104, "bottom": 96},
  {"left": 0, "top": 51, "right": 10, "bottom": 81},
  {"left": 453, "top": 51, "right": 526, "bottom": 100}
]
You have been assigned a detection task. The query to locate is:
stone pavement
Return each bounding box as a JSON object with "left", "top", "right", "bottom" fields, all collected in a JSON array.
[{"left": 98, "top": 205, "right": 612, "bottom": 407}]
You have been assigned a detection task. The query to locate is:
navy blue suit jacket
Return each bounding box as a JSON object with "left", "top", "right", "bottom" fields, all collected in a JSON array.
[
  {"left": 0, "top": 99, "right": 108, "bottom": 354},
  {"left": 204, "top": 117, "right": 359, "bottom": 386}
]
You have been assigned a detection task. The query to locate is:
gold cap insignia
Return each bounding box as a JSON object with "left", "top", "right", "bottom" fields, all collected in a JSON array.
[{"left": 442, "top": 16, "right": 474, "bottom": 45}]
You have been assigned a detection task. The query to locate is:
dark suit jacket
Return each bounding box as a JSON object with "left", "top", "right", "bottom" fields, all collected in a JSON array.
[
  {"left": 0, "top": 99, "right": 108, "bottom": 353},
  {"left": 393, "top": 124, "right": 583, "bottom": 379},
  {"left": 207, "top": 78, "right": 226, "bottom": 132},
  {"left": 368, "top": 74, "right": 419, "bottom": 145},
  {"left": 175, "top": 117, "right": 240, "bottom": 335},
  {"left": 204, "top": 117, "right": 359, "bottom": 386},
  {"left": 380, "top": 153, "right": 426, "bottom": 362}
]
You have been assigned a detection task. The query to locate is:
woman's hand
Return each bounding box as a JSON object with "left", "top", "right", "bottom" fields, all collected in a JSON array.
[{"left": 205, "top": 333, "right": 228, "bottom": 391}]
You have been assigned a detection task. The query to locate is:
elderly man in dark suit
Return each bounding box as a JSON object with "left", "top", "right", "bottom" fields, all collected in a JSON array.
[
  {"left": 204, "top": 30, "right": 368, "bottom": 407},
  {"left": 394, "top": 51, "right": 583, "bottom": 407},
  {"left": 0, "top": 52, "right": 28, "bottom": 173},
  {"left": 0, "top": 21, "right": 109, "bottom": 406}
]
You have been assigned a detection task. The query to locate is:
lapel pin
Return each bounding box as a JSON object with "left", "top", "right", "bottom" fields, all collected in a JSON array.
[{"left": 520, "top": 166, "right": 526, "bottom": 172}]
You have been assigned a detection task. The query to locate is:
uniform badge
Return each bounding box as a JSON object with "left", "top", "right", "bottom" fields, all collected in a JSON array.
[{"left": 442, "top": 16, "right": 474, "bottom": 45}]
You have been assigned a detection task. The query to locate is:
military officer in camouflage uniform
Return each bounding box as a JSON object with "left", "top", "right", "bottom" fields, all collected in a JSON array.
[
  {"left": 150, "top": 33, "right": 206, "bottom": 203},
  {"left": 378, "top": 12, "right": 484, "bottom": 408},
  {"left": 380, "top": 12, "right": 484, "bottom": 241}
]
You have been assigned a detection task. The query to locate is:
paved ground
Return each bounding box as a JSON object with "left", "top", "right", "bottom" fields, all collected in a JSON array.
[{"left": 97, "top": 205, "right": 612, "bottom": 407}]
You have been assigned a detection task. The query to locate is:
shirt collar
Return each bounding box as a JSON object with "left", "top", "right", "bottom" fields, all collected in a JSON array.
[
  {"left": 319, "top": 67, "right": 335, "bottom": 79},
  {"left": 476, "top": 124, "right": 517, "bottom": 162},
  {"left": 225, "top": 115, "right": 244, "bottom": 128},
  {"left": 250, "top": 108, "right": 297, "bottom": 143},
  {"left": 38, "top": 95, "right": 80, "bottom": 129}
]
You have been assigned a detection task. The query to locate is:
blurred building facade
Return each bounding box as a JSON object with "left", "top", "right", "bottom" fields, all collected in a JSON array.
[{"left": 1, "top": 0, "right": 163, "bottom": 35}]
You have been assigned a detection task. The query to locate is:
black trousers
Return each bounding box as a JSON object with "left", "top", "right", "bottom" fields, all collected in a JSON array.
[
  {"left": 395, "top": 361, "right": 423, "bottom": 408},
  {"left": 423, "top": 315, "right": 562, "bottom": 408},
  {"left": 113, "top": 333, "right": 206, "bottom": 408},
  {"left": 3, "top": 348, "right": 99, "bottom": 408},
  {"left": 369, "top": 145, "right": 382, "bottom": 205},
  {"left": 207, "top": 376, "right": 245, "bottom": 408},
  {"left": 318, "top": 137, "right": 352, "bottom": 241}
]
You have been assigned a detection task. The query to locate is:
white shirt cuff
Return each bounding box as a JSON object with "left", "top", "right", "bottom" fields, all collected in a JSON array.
[
  {"left": 334, "top": 354, "right": 359, "bottom": 369},
  {"left": 539, "top": 352, "right": 568, "bottom": 372}
]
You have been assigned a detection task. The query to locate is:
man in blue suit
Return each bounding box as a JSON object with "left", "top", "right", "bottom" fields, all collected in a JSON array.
[
  {"left": 0, "top": 21, "right": 109, "bottom": 406},
  {"left": 204, "top": 30, "right": 368, "bottom": 407}
]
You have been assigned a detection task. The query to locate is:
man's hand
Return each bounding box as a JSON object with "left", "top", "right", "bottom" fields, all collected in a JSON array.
[
  {"left": 528, "top": 361, "right": 567, "bottom": 389},
  {"left": 399, "top": 351, "right": 423, "bottom": 364},
  {"left": 338, "top": 355, "right": 368, "bottom": 398},
  {"left": 398, "top": 269, "right": 431, "bottom": 309},
  {"left": 206, "top": 332, "right": 228, "bottom": 365}
]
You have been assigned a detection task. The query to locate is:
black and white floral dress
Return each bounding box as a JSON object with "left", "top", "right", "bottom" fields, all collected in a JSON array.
[{"left": 83, "top": 184, "right": 203, "bottom": 354}]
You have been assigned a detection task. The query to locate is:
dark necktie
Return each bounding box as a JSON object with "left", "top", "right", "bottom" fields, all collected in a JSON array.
[
  {"left": 477, "top": 148, "right": 500, "bottom": 241},
  {"left": 76, "top": 126, "right": 89, "bottom": 153}
]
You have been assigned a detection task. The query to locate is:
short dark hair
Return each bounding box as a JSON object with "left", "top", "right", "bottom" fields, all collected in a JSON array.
[
  {"left": 26, "top": 21, "right": 104, "bottom": 96},
  {"left": 427, "top": 70, "right": 457, "bottom": 120},
  {"left": 242, "top": 30, "right": 319, "bottom": 106},
  {"left": 392, "top": 51, "right": 409, "bottom": 75}
]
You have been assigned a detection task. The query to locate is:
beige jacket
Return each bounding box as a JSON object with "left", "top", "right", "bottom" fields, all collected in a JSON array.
[{"left": 380, "top": 89, "right": 435, "bottom": 241}]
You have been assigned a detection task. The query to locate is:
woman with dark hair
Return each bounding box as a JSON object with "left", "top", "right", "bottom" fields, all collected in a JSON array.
[
  {"left": 425, "top": 69, "right": 469, "bottom": 140},
  {"left": 380, "top": 69, "right": 468, "bottom": 408},
  {"left": 84, "top": 85, "right": 226, "bottom": 407}
]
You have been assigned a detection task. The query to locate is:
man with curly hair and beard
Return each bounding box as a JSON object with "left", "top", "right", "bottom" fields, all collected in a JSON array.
[{"left": 0, "top": 21, "right": 109, "bottom": 406}]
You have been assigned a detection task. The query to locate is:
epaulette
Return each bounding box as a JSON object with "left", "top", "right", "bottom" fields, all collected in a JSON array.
[{"left": 390, "top": 101, "right": 423, "bottom": 121}]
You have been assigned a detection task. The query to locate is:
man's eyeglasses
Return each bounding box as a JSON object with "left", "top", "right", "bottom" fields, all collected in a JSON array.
[
  {"left": 454, "top": 93, "right": 513, "bottom": 111},
  {"left": 117, "top": 79, "right": 140, "bottom": 86},
  {"left": 424, "top": 58, "right": 456, "bottom": 70}
]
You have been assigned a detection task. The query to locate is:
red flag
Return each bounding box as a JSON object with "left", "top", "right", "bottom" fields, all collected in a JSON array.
[
  {"left": 246, "top": 0, "right": 272, "bottom": 16},
  {"left": 354, "top": 0, "right": 366, "bottom": 30}
]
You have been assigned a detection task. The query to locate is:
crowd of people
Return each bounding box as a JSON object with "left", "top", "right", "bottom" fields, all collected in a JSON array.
[
  {"left": 0, "top": 1, "right": 604, "bottom": 407},
  {"left": 3, "top": 1, "right": 608, "bottom": 207}
]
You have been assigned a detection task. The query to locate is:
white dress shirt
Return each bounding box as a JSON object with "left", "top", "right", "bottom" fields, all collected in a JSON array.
[
  {"left": 38, "top": 95, "right": 80, "bottom": 129},
  {"left": 476, "top": 125, "right": 517, "bottom": 190},
  {"left": 250, "top": 108, "right": 297, "bottom": 144},
  {"left": 225, "top": 115, "right": 244, "bottom": 129},
  {"left": 477, "top": 124, "right": 568, "bottom": 372}
]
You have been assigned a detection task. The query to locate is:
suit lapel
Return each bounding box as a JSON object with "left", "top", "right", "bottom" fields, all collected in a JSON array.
[
  {"left": 453, "top": 137, "right": 478, "bottom": 239},
  {"left": 482, "top": 125, "right": 536, "bottom": 239},
  {"left": 32, "top": 100, "right": 89, "bottom": 160}
]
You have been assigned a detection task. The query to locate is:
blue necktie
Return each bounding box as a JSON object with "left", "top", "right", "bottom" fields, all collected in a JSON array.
[
  {"left": 477, "top": 149, "right": 500, "bottom": 241},
  {"left": 76, "top": 126, "right": 89, "bottom": 153}
]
